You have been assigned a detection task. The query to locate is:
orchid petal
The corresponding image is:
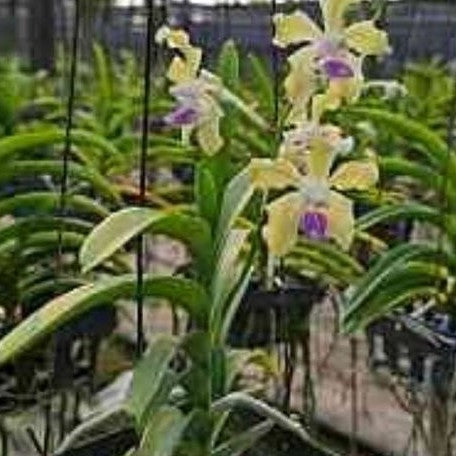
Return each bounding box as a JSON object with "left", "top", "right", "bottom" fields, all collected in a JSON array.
[
  {"left": 345, "top": 20, "right": 390, "bottom": 56},
  {"left": 311, "top": 92, "right": 341, "bottom": 121},
  {"left": 167, "top": 47, "right": 203, "bottom": 84},
  {"left": 197, "top": 116, "right": 224, "bottom": 155},
  {"left": 263, "top": 191, "right": 303, "bottom": 257},
  {"left": 306, "top": 125, "right": 343, "bottom": 178},
  {"left": 319, "top": 0, "right": 362, "bottom": 32},
  {"left": 156, "top": 27, "right": 202, "bottom": 83},
  {"left": 156, "top": 27, "right": 190, "bottom": 47},
  {"left": 249, "top": 158, "right": 302, "bottom": 190},
  {"left": 327, "top": 191, "right": 355, "bottom": 250},
  {"left": 279, "top": 129, "right": 311, "bottom": 171},
  {"left": 285, "top": 47, "right": 318, "bottom": 124},
  {"left": 330, "top": 159, "right": 379, "bottom": 191},
  {"left": 273, "top": 11, "right": 322, "bottom": 48},
  {"left": 299, "top": 211, "right": 328, "bottom": 240},
  {"left": 321, "top": 57, "right": 355, "bottom": 79},
  {"left": 164, "top": 105, "right": 199, "bottom": 126},
  {"left": 306, "top": 147, "right": 335, "bottom": 181}
]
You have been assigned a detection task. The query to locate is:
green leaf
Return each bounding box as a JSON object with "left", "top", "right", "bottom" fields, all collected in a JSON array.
[
  {"left": 195, "top": 163, "right": 219, "bottom": 229},
  {"left": 288, "top": 240, "right": 364, "bottom": 284},
  {"left": 128, "top": 335, "right": 178, "bottom": 429},
  {"left": 21, "top": 278, "right": 88, "bottom": 304},
  {"left": 211, "top": 228, "right": 250, "bottom": 326},
  {"left": 182, "top": 331, "right": 211, "bottom": 369},
  {"left": 0, "top": 275, "right": 208, "bottom": 366},
  {"left": 0, "top": 128, "right": 121, "bottom": 163},
  {"left": 342, "top": 244, "right": 443, "bottom": 332},
  {"left": 0, "top": 216, "right": 92, "bottom": 247},
  {"left": 380, "top": 157, "right": 456, "bottom": 207},
  {"left": 356, "top": 203, "right": 441, "bottom": 231},
  {"left": 93, "top": 43, "right": 113, "bottom": 117},
  {"left": 219, "top": 263, "right": 253, "bottom": 345},
  {"left": 215, "top": 169, "right": 254, "bottom": 256},
  {"left": 0, "top": 192, "right": 110, "bottom": 219},
  {"left": 217, "top": 40, "right": 240, "bottom": 92},
  {"left": 80, "top": 207, "right": 213, "bottom": 278},
  {"left": 212, "top": 420, "right": 273, "bottom": 456},
  {"left": 137, "top": 406, "right": 191, "bottom": 456},
  {"left": 346, "top": 107, "right": 456, "bottom": 177},
  {"left": 343, "top": 263, "right": 444, "bottom": 333},
  {"left": 247, "top": 54, "right": 274, "bottom": 119},
  {"left": 0, "top": 160, "right": 121, "bottom": 203}
]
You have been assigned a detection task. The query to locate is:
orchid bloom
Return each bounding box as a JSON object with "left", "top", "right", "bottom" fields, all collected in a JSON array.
[
  {"left": 273, "top": 0, "right": 390, "bottom": 124},
  {"left": 249, "top": 128, "right": 378, "bottom": 257},
  {"left": 156, "top": 26, "right": 224, "bottom": 155}
]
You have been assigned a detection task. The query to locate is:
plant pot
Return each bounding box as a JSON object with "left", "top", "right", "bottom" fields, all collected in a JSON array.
[
  {"left": 0, "top": 306, "right": 117, "bottom": 413},
  {"left": 366, "top": 313, "right": 456, "bottom": 388},
  {"left": 228, "top": 275, "right": 326, "bottom": 348}
]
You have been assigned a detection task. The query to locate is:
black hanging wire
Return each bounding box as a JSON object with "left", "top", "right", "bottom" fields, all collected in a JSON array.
[
  {"left": 270, "top": 0, "right": 279, "bottom": 127},
  {"left": 58, "top": 0, "right": 81, "bottom": 266},
  {"left": 136, "top": 0, "right": 155, "bottom": 358},
  {"left": 35, "top": 1, "right": 82, "bottom": 452}
]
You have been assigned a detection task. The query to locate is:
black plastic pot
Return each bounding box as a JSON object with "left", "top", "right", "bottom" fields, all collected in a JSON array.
[
  {"left": 229, "top": 276, "right": 326, "bottom": 348},
  {"left": 367, "top": 313, "right": 456, "bottom": 394},
  {"left": 0, "top": 306, "right": 117, "bottom": 413}
]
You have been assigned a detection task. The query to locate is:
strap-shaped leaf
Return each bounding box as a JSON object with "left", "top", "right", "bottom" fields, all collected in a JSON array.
[
  {"left": 136, "top": 406, "right": 191, "bottom": 456},
  {"left": 80, "top": 207, "right": 213, "bottom": 278},
  {"left": 356, "top": 203, "right": 441, "bottom": 231},
  {"left": 211, "top": 228, "right": 250, "bottom": 330},
  {"left": 0, "top": 275, "right": 208, "bottom": 366},
  {"left": 195, "top": 163, "right": 219, "bottom": 230},
  {"left": 346, "top": 107, "right": 456, "bottom": 179},
  {"left": 342, "top": 244, "right": 443, "bottom": 332},
  {"left": 0, "top": 160, "right": 121, "bottom": 203},
  {"left": 217, "top": 40, "right": 240, "bottom": 92},
  {"left": 0, "top": 128, "right": 120, "bottom": 163},
  {"left": 0, "top": 192, "right": 110, "bottom": 219},
  {"left": 215, "top": 169, "right": 254, "bottom": 256},
  {"left": 128, "top": 335, "right": 178, "bottom": 429},
  {"left": 0, "top": 216, "right": 92, "bottom": 247},
  {"left": 343, "top": 261, "right": 446, "bottom": 332}
]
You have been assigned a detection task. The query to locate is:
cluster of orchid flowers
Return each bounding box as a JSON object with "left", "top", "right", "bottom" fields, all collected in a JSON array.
[
  {"left": 156, "top": 26, "right": 225, "bottom": 155},
  {"left": 249, "top": 0, "right": 389, "bottom": 257},
  {"left": 158, "top": 0, "right": 390, "bottom": 258}
]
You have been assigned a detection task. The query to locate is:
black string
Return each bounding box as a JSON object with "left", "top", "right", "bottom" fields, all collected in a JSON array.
[
  {"left": 271, "top": 0, "right": 279, "bottom": 127},
  {"left": 136, "top": 0, "right": 155, "bottom": 358},
  {"left": 58, "top": 0, "right": 81, "bottom": 268}
]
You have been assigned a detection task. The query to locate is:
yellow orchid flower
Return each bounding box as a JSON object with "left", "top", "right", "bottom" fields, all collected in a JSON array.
[
  {"left": 156, "top": 26, "right": 224, "bottom": 155},
  {"left": 249, "top": 134, "right": 378, "bottom": 257},
  {"left": 274, "top": 1, "right": 389, "bottom": 123}
]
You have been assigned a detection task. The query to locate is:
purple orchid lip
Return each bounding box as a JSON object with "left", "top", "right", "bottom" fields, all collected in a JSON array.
[
  {"left": 299, "top": 210, "right": 328, "bottom": 241},
  {"left": 321, "top": 57, "right": 354, "bottom": 79},
  {"left": 163, "top": 104, "right": 199, "bottom": 126}
]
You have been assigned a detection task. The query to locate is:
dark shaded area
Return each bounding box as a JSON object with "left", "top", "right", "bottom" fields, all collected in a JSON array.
[{"left": 0, "top": 1, "right": 456, "bottom": 75}]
